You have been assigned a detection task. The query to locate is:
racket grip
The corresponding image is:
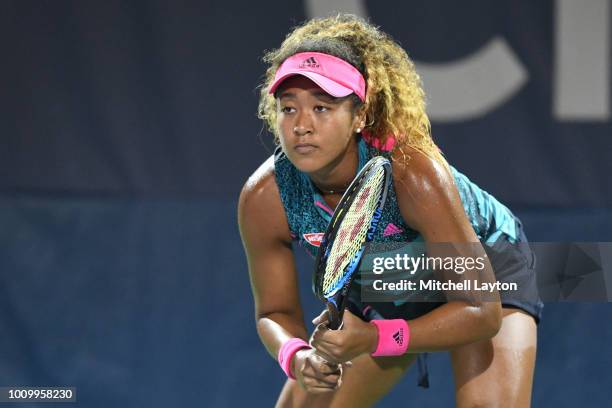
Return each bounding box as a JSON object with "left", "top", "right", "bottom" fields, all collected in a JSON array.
[{"left": 326, "top": 303, "right": 342, "bottom": 330}]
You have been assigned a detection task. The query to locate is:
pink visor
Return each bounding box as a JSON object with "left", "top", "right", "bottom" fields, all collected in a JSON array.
[{"left": 268, "top": 52, "right": 366, "bottom": 101}]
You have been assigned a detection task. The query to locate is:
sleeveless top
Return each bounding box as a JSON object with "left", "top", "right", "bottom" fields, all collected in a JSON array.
[
  {"left": 274, "top": 136, "right": 518, "bottom": 259},
  {"left": 274, "top": 137, "right": 527, "bottom": 389}
]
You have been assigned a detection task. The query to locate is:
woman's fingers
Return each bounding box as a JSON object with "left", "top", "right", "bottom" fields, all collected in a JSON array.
[
  {"left": 302, "top": 384, "right": 337, "bottom": 394},
  {"left": 312, "top": 309, "right": 330, "bottom": 325},
  {"left": 300, "top": 369, "right": 340, "bottom": 388},
  {"left": 310, "top": 324, "right": 340, "bottom": 362},
  {"left": 311, "top": 353, "right": 340, "bottom": 373},
  {"left": 310, "top": 334, "right": 345, "bottom": 363},
  {"left": 302, "top": 371, "right": 340, "bottom": 387},
  {"left": 298, "top": 351, "right": 344, "bottom": 393},
  {"left": 306, "top": 354, "right": 340, "bottom": 376},
  {"left": 311, "top": 324, "right": 340, "bottom": 347},
  {"left": 310, "top": 347, "right": 338, "bottom": 365},
  {"left": 311, "top": 323, "right": 343, "bottom": 345}
]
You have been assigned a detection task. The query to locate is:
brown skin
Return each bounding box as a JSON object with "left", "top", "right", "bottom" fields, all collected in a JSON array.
[
  {"left": 275, "top": 77, "right": 363, "bottom": 192},
  {"left": 238, "top": 76, "right": 537, "bottom": 407},
  {"left": 277, "top": 308, "right": 536, "bottom": 408}
]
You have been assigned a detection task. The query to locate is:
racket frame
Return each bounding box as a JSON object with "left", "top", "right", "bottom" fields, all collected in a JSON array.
[{"left": 312, "top": 156, "right": 392, "bottom": 329}]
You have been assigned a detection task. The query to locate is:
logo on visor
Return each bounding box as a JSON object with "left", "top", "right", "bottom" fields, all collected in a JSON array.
[{"left": 299, "top": 57, "right": 319, "bottom": 69}]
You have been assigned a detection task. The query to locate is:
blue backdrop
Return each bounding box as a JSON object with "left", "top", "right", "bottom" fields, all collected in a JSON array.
[{"left": 1, "top": 1, "right": 611, "bottom": 406}]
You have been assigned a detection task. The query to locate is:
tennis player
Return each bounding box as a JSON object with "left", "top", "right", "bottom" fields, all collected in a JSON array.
[{"left": 238, "top": 14, "right": 543, "bottom": 407}]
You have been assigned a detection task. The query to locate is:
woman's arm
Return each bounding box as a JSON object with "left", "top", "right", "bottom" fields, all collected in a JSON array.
[
  {"left": 238, "top": 159, "right": 307, "bottom": 357},
  {"left": 310, "top": 149, "right": 502, "bottom": 362},
  {"left": 391, "top": 148, "right": 502, "bottom": 352},
  {"left": 238, "top": 159, "right": 342, "bottom": 391}
]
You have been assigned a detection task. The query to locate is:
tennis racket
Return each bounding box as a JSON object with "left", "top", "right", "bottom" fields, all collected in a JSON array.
[{"left": 313, "top": 155, "right": 392, "bottom": 330}]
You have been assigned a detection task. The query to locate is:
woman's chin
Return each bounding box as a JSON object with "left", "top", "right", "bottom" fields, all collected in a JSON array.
[{"left": 287, "top": 155, "right": 325, "bottom": 174}]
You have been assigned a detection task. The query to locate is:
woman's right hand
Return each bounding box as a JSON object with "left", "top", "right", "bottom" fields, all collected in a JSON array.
[{"left": 292, "top": 348, "right": 343, "bottom": 394}]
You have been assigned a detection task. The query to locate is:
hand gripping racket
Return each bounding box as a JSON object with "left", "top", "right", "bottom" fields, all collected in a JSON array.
[{"left": 313, "top": 156, "right": 392, "bottom": 330}]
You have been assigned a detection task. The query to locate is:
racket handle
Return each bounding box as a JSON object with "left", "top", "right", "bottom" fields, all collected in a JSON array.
[{"left": 327, "top": 303, "right": 342, "bottom": 330}]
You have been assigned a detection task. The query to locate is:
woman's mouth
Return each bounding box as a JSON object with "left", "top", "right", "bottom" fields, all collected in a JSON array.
[{"left": 294, "top": 143, "right": 317, "bottom": 154}]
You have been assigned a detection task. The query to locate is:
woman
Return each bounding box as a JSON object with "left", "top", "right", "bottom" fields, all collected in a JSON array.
[{"left": 238, "top": 14, "right": 542, "bottom": 407}]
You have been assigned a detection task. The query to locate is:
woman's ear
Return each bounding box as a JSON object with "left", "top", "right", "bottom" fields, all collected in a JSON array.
[{"left": 353, "top": 105, "right": 367, "bottom": 133}]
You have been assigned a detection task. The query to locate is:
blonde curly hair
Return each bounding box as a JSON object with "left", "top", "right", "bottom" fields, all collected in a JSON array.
[{"left": 258, "top": 14, "right": 446, "bottom": 165}]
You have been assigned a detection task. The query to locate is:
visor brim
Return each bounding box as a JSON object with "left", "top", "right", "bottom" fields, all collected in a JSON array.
[{"left": 269, "top": 71, "right": 355, "bottom": 99}]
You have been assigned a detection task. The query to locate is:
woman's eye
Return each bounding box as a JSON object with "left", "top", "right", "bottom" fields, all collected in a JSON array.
[
  {"left": 314, "top": 106, "right": 329, "bottom": 112},
  {"left": 280, "top": 106, "right": 296, "bottom": 113}
]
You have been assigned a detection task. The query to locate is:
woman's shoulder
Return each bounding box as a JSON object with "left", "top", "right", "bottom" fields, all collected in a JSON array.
[
  {"left": 390, "top": 145, "right": 463, "bottom": 230},
  {"left": 241, "top": 154, "right": 275, "bottom": 193},
  {"left": 238, "top": 155, "right": 292, "bottom": 242},
  {"left": 239, "top": 155, "right": 280, "bottom": 212},
  {"left": 391, "top": 145, "right": 455, "bottom": 197}
]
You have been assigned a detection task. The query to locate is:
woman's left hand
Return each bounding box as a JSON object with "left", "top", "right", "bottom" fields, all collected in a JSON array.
[{"left": 310, "top": 309, "right": 378, "bottom": 364}]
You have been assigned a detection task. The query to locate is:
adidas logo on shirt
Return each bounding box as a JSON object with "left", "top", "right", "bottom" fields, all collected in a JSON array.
[{"left": 383, "top": 223, "right": 403, "bottom": 237}]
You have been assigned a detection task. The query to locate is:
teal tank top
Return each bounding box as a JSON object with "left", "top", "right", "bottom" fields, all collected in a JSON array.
[{"left": 274, "top": 136, "right": 518, "bottom": 259}]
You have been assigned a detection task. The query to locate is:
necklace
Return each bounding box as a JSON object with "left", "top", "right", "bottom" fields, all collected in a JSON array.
[{"left": 314, "top": 183, "right": 347, "bottom": 195}]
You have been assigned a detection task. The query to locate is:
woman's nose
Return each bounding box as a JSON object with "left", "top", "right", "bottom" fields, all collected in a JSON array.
[
  {"left": 293, "top": 111, "right": 313, "bottom": 136},
  {"left": 293, "top": 125, "right": 312, "bottom": 136}
]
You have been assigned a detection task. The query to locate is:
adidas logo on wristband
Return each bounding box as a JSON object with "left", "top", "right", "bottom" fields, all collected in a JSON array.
[
  {"left": 393, "top": 329, "right": 404, "bottom": 346},
  {"left": 371, "top": 319, "right": 410, "bottom": 357}
]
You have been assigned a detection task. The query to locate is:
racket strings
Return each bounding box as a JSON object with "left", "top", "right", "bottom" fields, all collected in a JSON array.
[{"left": 322, "top": 167, "right": 386, "bottom": 295}]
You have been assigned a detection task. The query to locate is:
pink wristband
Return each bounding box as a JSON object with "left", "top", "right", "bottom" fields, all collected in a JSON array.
[
  {"left": 370, "top": 319, "right": 410, "bottom": 356},
  {"left": 278, "top": 338, "right": 311, "bottom": 379}
]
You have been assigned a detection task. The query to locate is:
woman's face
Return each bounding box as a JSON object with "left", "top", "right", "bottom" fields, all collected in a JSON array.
[{"left": 276, "top": 75, "right": 363, "bottom": 174}]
